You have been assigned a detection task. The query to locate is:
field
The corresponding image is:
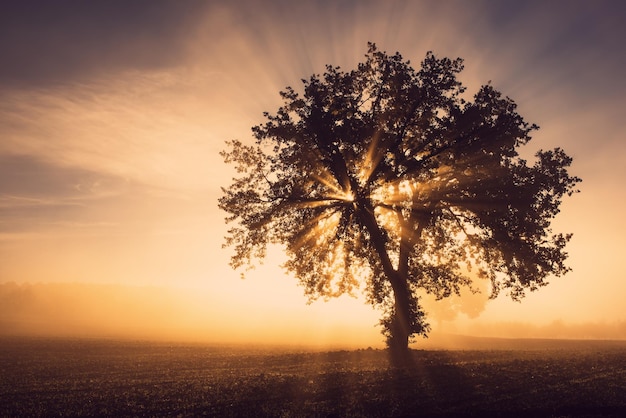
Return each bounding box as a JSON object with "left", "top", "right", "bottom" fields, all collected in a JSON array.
[{"left": 0, "top": 337, "right": 624, "bottom": 417}]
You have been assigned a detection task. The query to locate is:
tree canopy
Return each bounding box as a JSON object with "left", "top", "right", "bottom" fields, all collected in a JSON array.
[{"left": 219, "top": 43, "right": 581, "bottom": 352}]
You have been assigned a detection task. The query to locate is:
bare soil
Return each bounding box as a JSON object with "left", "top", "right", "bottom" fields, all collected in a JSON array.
[{"left": 0, "top": 337, "right": 624, "bottom": 417}]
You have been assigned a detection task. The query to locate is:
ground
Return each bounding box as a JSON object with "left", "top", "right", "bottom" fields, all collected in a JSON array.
[{"left": 0, "top": 336, "right": 624, "bottom": 417}]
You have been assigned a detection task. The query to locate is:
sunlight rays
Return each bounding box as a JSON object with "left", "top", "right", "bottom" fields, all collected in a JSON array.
[
  {"left": 311, "top": 171, "right": 354, "bottom": 204},
  {"left": 319, "top": 240, "right": 356, "bottom": 297},
  {"left": 356, "top": 131, "right": 385, "bottom": 186},
  {"left": 290, "top": 210, "right": 342, "bottom": 252}
]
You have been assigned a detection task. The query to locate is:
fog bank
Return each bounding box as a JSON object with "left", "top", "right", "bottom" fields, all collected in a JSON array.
[{"left": 2, "top": 282, "right": 624, "bottom": 348}]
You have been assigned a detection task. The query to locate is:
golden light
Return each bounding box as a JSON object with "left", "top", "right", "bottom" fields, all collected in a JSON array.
[
  {"left": 291, "top": 210, "right": 341, "bottom": 251},
  {"left": 342, "top": 190, "right": 355, "bottom": 202},
  {"left": 356, "top": 132, "right": 385, "bottom": 185},
  {"left": 1, "top": 0, "right": 623, "bottom": 347}
]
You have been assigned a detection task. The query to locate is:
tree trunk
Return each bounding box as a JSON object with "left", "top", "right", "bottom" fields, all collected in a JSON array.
[
  {"left": 355, "top": 202, "right": 414, "bottom": 362},
  {"left": 388, "top": 273, "right": 412, "bottom": 363}
]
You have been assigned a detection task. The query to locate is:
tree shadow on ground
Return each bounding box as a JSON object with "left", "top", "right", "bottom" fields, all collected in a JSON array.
[{"left": 231, "top": 349, "right": 481, "bottom": 417}]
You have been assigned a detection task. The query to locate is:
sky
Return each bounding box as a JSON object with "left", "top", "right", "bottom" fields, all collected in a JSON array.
[{"left": 1, "top": 0, "right": 625, "bottom": 347}]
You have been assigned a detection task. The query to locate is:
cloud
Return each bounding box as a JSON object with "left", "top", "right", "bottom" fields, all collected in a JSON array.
[
  {"left": 0, "top": 0, "right": 210, "bottom": 89},
  {"left": 0, "top": 154, "right": 131, "bottom": 233},
  {"left": 0, "top": 152, "right": 219, "bottom": 251},
  {"left": 0, "top": 69, "right": 243, "bottom": 192},
  {"left": 0, "top": 154, "right": 123, "bottom": 198}
]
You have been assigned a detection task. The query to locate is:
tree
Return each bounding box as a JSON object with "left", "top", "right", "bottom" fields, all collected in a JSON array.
[{"left": 219, "top": 43, "right": 581, "bottom": 356}]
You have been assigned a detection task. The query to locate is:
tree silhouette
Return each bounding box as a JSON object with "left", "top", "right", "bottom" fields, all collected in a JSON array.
[{"left": 219, "top": 43, "right": 581, "bottom": 356}]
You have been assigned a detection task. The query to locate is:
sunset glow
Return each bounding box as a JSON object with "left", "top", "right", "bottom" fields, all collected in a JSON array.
[{"left": 1, "top": 1, "right": 625, "bottom": 347}]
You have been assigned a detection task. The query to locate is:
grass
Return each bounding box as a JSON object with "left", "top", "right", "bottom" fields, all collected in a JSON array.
[{"left": 0, "top": 336, "right": 624, "bottom": 417}]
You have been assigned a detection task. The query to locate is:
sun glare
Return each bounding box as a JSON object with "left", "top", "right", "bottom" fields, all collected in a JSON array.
[{"left": 343, "top": 190, "right": 355, "bottom": 202}]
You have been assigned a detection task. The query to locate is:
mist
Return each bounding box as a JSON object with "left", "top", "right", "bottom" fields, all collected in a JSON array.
[
  {"left": 2, "top": 282, "right": 624, "bottom": 348},
  {"left": 0, "top": 282, "right": 214, "bottom": 342},
  {"left": 0, "top": 281, "right": 383, "bottom": 348}
]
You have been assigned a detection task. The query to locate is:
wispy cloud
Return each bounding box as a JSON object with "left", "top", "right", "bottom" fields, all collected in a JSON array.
[{"left": 0, "top": 0, "right": 210, "bottom": 89}]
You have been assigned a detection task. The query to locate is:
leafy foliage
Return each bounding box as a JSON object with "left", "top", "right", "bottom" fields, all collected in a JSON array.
[{"left": 219, "top": 43, "right": 581, "bottom": 347}]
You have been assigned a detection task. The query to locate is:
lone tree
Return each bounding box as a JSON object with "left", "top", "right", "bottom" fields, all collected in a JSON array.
[{"left": 219, "top": 44, "right": 580, "bottom": 355}]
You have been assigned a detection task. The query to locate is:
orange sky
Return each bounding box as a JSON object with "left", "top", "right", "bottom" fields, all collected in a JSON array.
[{"left": 1, "top": 1, "right": 625, "bottom": 346}]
